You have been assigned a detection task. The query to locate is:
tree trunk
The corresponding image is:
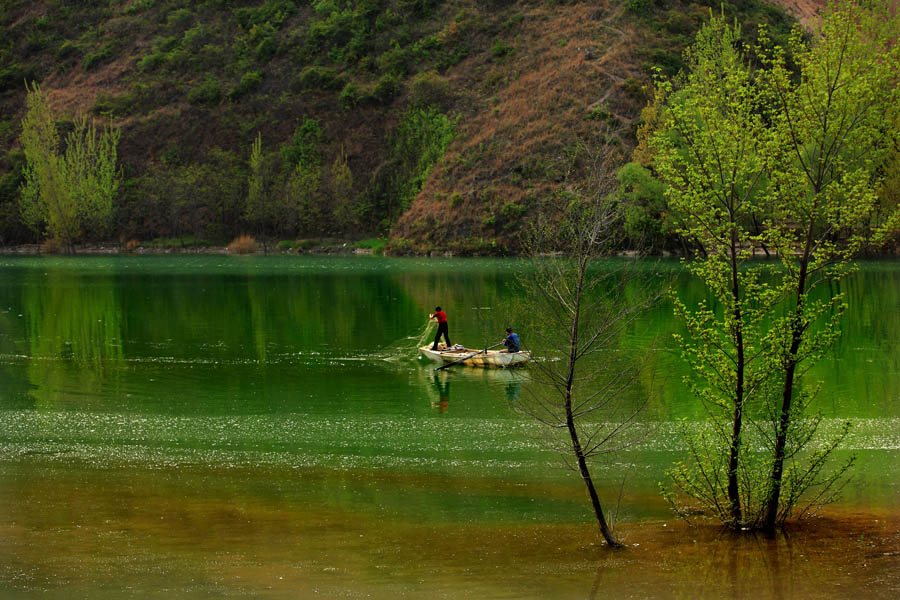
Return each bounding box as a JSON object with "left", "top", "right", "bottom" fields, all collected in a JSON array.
[
  {"left": 564, "top": 256, "right": 621, "bottom": 548},
  {"left": 727, "top": 236, "right": 745, "bottom": 525},
  {"left": 765, "top": 235, "right": 811, "bottom": 530},
  {"left": 566, "top": 388, "right": 620, "bottom": 548}
]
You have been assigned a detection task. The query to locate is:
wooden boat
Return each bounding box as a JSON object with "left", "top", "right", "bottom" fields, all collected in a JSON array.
[{"left": 418, "top": 344, "right": 531, "bottom": 368}]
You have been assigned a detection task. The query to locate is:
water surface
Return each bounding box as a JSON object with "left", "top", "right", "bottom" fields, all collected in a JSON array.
[{"left": 0, "top": 256, "right": 897, "bottom": 598}]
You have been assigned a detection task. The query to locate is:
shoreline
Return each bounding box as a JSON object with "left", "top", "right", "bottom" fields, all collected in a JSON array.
[{"left": 1, "top": 243, "right": 897, "bottom": 258}]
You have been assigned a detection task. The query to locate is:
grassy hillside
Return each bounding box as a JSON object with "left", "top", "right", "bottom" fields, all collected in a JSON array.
[{"left": 0, "top": 0, "right": 798, "bottom": 252}]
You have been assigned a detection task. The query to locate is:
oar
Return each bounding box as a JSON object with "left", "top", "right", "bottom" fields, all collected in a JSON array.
[{"left": 435, "top": 342, "right": 504, "bottom": 371}]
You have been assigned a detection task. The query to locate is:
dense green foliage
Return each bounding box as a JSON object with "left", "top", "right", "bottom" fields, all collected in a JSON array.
[
  {"left": 19, "top": 84, "right": 120, "bottom": 252},
  {"left": 653, "top": 3, "right": 900, "bottom": 531}
]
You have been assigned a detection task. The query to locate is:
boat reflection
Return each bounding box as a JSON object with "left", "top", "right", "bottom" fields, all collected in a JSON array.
[{"left": 426, "top": 367, "right": 527, "bottom": 412}]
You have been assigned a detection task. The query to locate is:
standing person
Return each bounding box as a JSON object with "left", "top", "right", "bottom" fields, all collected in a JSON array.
[
  {"left": 502, "top": 327, "right": 520, "bottom": 353},
  {"left": 430, "top": 306, "right": 451, "bottom": 350}
]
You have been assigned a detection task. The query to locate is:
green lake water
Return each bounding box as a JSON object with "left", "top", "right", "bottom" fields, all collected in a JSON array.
[{"left": 0, "top": 256, "right": 898, "bottom": 598}]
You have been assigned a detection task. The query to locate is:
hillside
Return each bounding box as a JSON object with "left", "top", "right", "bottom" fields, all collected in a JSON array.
[{"left": 0, "top": 0, "right": 803, "bottom": 252}]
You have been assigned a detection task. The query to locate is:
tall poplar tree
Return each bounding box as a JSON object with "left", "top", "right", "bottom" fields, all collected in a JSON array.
[{"left": 330, "top": 146, "right": 355, "bottom": 232}]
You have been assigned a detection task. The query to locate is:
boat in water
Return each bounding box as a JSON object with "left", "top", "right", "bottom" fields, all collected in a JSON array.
[{"left": 418, "top": 344, "right": 531, "bottom": 368}]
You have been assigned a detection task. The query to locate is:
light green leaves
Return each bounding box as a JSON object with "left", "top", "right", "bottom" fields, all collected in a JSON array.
[{"left": 19, "top": 83, "right": 120, "bottom": 250}]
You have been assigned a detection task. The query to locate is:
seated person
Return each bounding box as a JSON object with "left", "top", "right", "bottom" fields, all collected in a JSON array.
[{"left": 502, "top": 327, "right": 520, "bottom": 353}]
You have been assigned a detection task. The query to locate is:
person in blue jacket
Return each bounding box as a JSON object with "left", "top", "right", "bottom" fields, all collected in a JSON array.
[{"left": 502, "top": 327, "right": 520, "bottom": 353}]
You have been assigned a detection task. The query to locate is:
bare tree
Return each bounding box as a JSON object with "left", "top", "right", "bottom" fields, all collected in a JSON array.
[{"left": 512, "top": 148, "right": 659, "bottom": 547}]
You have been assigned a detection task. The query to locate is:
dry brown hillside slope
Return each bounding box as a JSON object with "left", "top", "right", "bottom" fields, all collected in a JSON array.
[
  {"left": 393, "top": 0, "right": 829, "bottom": 252},
  {"left": 392, "top": 1, "right": 641, "bottom": 250},
  {"left": 769, "top": 0, "right": 825, "bottom": 29}
]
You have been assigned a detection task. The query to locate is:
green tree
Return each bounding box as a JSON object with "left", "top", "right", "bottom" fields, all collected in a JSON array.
[
  {"left": 653, "top": 4, "right": 900, "bottom": 531},
  {"left": 19, "top": 83, "right": 119, "bottom": 252},
  {"left": 330, "top": 146, "right": 355, "bottom": 233},
  {"left": 386, "top": 107, "right": 455, "bottom": 224},
  {"left": 613, "top": 161, "right": 674, "bottom": 253},
  {"left": 287, "top": 160, "right": 323, "bottom": 237},
  {"left": 244, "top": 133, "right": 276, "bottom": 250},
  {"left": 651, "top": 15, "right": 774, "bottom": 528},
  {"left": 756, "top": 0, "right": 900, "bottom": 530},
  {"left": 282, "top": 119, "right": 325, "bottom": 236}
]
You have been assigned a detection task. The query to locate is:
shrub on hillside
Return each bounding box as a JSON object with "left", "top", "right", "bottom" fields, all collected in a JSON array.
[
  {"left": 152, "top": 35, "right": 180, "bottom": 53},
  {"left": 83, "top": 43, "right": 114, "bottom": 71},
  {"left": 227, "top": 235, "right": 258, "bottom": 254},
  {"left": 187, "top": 76, "right": 223, "bottom": 106},
  {"left": 234, "top": 0, "right": 297, "bottom": 29},
  {"left": 92, "top": 91, "right": 139, "bottom": 117},
  {"left": 490, "top": 39, "right": 513, "bottom": 59},
  {"left": 229, "top": 70, "right": 263, "bottom": 100},
  {"left": 255, "top": 35, "right": 279, "bottom": 61},
  {"left": 410, "top": 71, "right": 451, "bottom": 108},
  {"left": 167, "top": 8, "right": 193, "bottom": 32},
  {"left": 138, "top": 52, "right": 167, "bottom": 71},
  {"left": 372, "top": 74, "right": 402, "bottom": 104},
  {"left": 0, "top": 64, "right": 36, "bottom": 92},
  {"left": 182, "top": 24, "right": 212, "bottom": 52},
  {"left": 294, "top": 66, "right": 345, "bottom": 91},
  {"left": 339, "top": 82, "right": 362, "bottom": 109}
]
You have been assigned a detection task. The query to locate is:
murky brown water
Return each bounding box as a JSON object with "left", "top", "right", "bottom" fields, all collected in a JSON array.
[{"left": 2, "top": 460, "right": 897, "bottom": 599}]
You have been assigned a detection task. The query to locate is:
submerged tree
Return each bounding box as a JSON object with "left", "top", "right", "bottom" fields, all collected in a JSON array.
[
  {"left": 651, "top": 15, "right": 773, "bottom": 528},
  {"left": 756, "top": 0, "right": 900, "bottom": 530},
  {"left": 514, "top": 147, "right": 658, "bottom": 547},
  {"left": 19, "top": 83, "right": 120, "bottom": 252},
  {"left": 651, "top": 3, "right": 900, "bottom": 530}
]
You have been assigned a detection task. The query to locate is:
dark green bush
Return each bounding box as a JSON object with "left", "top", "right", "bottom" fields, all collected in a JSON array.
[
  {"left": 377, "top": 44, "right": 414, "bottom": 76},
  {"left": 625, "top": 0, "right": 653, "bottom": 15},
  {"left": 651, "top": 48, "right": 683, "bottom": 76},
  {"left": 255, "top": 35, "right": 278, "bottom": 61},
  {"left": 281, "top": 118, "right": 323, "bottom": 168},
  {"left": 83, "top": 42, "right": 114, "bottom": 71},
  {"left": 167, "top": 8, "right": 193, "bottom": 31},
  {"left": 92, "top": 92, "right": 139, "bottom": 117},
  {"left": 138, "top": 52, "right": 167, "bottom": 71},
  {"left": 372, "top": 74, "right": 401, "bottom": 104},
  {"left": 409, "top": 71, "right": 451, "bottom": 108},
  {"left": 294, "top": 66, "right": 344, "bottom": 91},
  {"left": 623, "top": 77, "right": 648, "bottom": 102},
  {"left": 124, "top": 0, "right": 155, "bottom": 16},
  {"left": 339, "top": 82, "right": 362, "bottom": 109},
  {"left": 228, "top": 70, "right": 263, "bottom": 100},
  {"left": 152, "top": 35, "right": 180, "bottom": 53},
  {"left": 187, "top": 75, "right": 223, "bottom": 106},
  {"left": 490, "top": 39, "right": 513, "bottom": 59},
  {"left": 182, "top": 24, "right": 212, "bottom": 52},
  {"left": 0, "top": 65, "right": 26, "bottom": 92},
  {"left": 233, "top": 0, "right": 297, "bottom": 29},
  {"left": 56, "top": 40, "right": 81, "bottom": 59}
]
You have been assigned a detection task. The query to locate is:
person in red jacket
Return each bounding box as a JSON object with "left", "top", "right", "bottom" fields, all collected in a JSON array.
[{"left": 429, "top": 306, "right": 451, "bottom": 350}]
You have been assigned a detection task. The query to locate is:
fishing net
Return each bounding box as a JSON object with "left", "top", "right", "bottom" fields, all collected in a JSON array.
[{"left": 381, "top": 319, "right": 437, "bottom": 362}]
